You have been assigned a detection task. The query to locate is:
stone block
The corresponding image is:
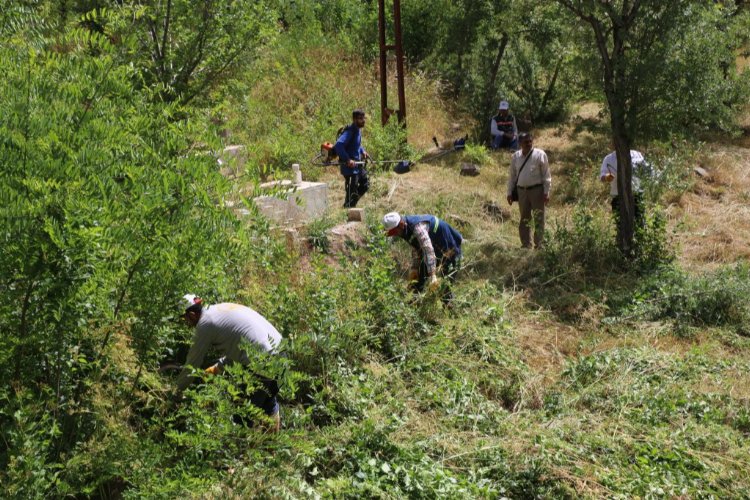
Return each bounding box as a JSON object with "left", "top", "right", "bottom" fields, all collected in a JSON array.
[
  {"left": 218, "top": 145, "right": 247, "bottom": 178},
  {"left": 253, "top": 180, "right": 328, "bottom": 225},
  {"left": 694, "top": 166, "right": 712, "bottom": 180},
  {"left": 348, "top": 208, "right": 365, "bottom": 222},
  {"left": 460, "top": 163, "right": 480, "bottom": 176},
  {"left": 284, "top": 228, "right": 300, "bottom": 251}
]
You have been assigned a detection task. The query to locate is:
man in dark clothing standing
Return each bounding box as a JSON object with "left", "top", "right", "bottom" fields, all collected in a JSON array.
[
  {"left": 335, "top": 109, "right": 370, "bottom": 208},
  {"left": 382, "top": 212, "right": 463, "bottom": 305}
]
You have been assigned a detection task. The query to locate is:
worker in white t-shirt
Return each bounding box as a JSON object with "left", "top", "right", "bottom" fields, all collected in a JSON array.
[{"left": 176, "top": 294, "right": 282, "bottom": 431}]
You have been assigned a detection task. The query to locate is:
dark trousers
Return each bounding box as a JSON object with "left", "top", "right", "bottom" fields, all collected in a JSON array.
[
  {"left": 232, "top": 374, "right": 280, "bottom": 426},
  {"left": 411, "top": 256, "right": 460, "bottom": 304},
  {"left": 611, "top": 193, "right": 645, "bottom": 232},
  {"left": 492, "top": 134, "right": 519, "bottom": 150},
  {"left": 343, "top": 168, "right": 369, "bottom": 208}
]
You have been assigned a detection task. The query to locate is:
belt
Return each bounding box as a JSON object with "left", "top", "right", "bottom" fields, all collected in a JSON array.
[{"left": 517, "top": 183, "right": 542, "bottom": 190}]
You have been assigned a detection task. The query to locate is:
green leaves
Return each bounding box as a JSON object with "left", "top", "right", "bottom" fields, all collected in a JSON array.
[{"left": 0, "top": 6, "right": 263, "bottom": 492}]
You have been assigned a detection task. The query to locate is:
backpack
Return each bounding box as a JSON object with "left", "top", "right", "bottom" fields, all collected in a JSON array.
[{"left": 320, "top": 125, "right": 354, "bottom": 163}]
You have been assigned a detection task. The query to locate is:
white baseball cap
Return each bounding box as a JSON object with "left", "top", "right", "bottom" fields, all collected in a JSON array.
[
  {"left": 498, "top": 100, "right": 509, "bottom": 110},
  {"left": 181, "top": 293, "right": 201, "bottom": 311},
  {"left": 382, "top": 212, "right": 402, "bottom": 235}
]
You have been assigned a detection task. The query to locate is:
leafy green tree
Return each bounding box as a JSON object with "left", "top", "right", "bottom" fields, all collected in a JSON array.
[
  {"left": 41, "top": 0, "right": 280, "bottom": 105},
  {"left": 0, "top": 5, "right": 260, "bottom": 493},
  {"left": 554, "top": 0, "right": 750, "bottom": 253},
  {"left": 129, "top": 0, "right": 279, "bottom": 104},
  {"left": 400, "top": 0, "right": 578, "bottom": 137}
]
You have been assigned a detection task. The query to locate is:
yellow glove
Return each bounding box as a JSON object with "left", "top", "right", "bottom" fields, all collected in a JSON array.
[
  {"left": 427, "top": 274, "right": 440, "bottom": 292},
  {"left": 408, "top": 269, "right": 419, "bottom": 282},
  {"left": 205, "top": 364, "right": 221, "bottom": 375}
]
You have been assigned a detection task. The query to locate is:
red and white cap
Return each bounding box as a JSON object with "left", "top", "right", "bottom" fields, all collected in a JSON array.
[
  {"left": 181, "top": 294, "right": 202, "bottom": 311},
  {"left": 383, "top": 212, "right": 402, "bottom": 236}
]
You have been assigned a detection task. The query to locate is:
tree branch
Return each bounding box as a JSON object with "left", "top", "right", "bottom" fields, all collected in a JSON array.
[{"left": 160, "top": 0, "right": 172, "bottom": 79}]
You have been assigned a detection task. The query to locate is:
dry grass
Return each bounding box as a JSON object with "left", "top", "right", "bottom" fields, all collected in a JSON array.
[
  {"left": 670, "top": 142, "right": 750, "bottom": 270},
  {"left": 303, "top": 101, "right": 750, "bottom": 385}
]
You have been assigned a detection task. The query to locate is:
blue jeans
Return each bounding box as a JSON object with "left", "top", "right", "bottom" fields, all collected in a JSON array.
[{"left": 492, "top": 134, "right": 518, "bottom": 150}]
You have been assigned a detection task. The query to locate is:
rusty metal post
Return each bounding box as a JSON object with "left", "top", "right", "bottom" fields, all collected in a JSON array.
[
  {"left": 378, "top": 0, "right": 388, "bottom": 126},
  {"left": 378, "top": 0, "right": 407, "bottom": 128},
  {"left": 393, "top": 0, "right": 406, "bottom": 126}
]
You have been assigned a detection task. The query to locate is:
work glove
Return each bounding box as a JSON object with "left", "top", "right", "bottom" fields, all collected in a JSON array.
[
  {"left": 408, "top": 269, "right": 419, "bottom": 282},
  {"left": 427, "top": 274, "right": 440, "bottom": 293}
]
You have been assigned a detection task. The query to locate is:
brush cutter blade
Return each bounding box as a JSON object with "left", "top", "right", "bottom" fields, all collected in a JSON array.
[{"left": 393, "top": 160, "right": 412, "bottom": 174}]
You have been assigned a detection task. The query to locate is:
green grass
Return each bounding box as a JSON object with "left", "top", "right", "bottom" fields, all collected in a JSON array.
[{"left": 9, "top": 29, "right": 750, "bottom": 500}]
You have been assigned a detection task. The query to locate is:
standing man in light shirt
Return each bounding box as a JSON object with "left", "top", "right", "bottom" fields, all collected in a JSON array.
[
  {"left": 506, "top": 133, "right": 552, "bottom": 249},
  {"left": 176, "top": 295, "right": 283, "bottom": 432}
]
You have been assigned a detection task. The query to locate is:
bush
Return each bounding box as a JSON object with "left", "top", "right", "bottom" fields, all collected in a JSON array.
[
  {"left": 462, "top": 143, "right": 491, "bottom": 165},
  {"left": 621, "top": 265, "right": 750, "bottom": 333},
  {"left": 541, "top": 205, "right": 674, "bottom": 284},
  {"left": 0, "top": 9, "right": 260, "bottom": 495},
  {"left": 541, "top": 206, "right": 621, "bottom": 280}
]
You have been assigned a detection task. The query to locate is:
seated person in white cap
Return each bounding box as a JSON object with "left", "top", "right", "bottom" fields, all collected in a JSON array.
[
  {"left": 382, "top": 212, "right": 463, "bottom": 304},
  {"left": 490, "top": 100, "right": 518, "bottom": 150},
  {"left": 176, "top": 295, "right": 283, "bottom": 432}
]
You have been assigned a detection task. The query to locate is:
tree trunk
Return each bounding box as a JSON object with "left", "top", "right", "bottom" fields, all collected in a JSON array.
[
  {"left": 481, "top": 33, "right": 510, "bottom": 143},
  {"left": 536, "top": 55, "right": 564, "bottom": 121},
  {"left": 488, "top": 33, "right": 510, "bottom": 98},
  {"left": 605, "top": 69, "right": 635, "bottom": 254},
  {"left": 594, "top": 19, "right": 636, "bottom": 256},
  {"left": 612, "top": 124, "right": 635, "bottom": 255}
]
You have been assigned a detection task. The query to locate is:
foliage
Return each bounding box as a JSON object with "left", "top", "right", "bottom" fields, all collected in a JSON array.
[
  {"left": 0, "top": 5, "right": 259, "bottom": 494},
  {"left": 555, "top": 0, "right": 750, "bottom": 141},
  {"left": 120, "top": 0, "right": 279, "bottom": 105},
  {"left": 540, "top": 205, "right": 673, "bottom": 283},
  {"left": 555, "top": 0, "right": 750, "bottom": 251},
  {"left": 639, "top": 139, "right": 700, "bottom": 203},
  {"left": 304, "top": 215, "right": 337, "bottom": 253},
  {"left": 620, "top": 265, "right": 750, "bottom": 334},
  {"left": 3, "top": 1, "right": 750, "bottom": 498},
  {"left": 401, "top": 0, "right": 580, "bottom": 133},
  {"left": 462, "top": 143, "right": 491, "bottom": 165}
]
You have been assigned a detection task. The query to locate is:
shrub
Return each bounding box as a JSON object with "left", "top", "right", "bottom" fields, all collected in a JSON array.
[
  {"left": 541, "top": 206, "right": 621, "bottom": 279},
  {"left": 541, "top": 205, "right": 674, "bottom": 285},
  {"left": 462, "top": 143, "right": 491, "bottom": 165},
  {"left": 0, "top": 8, "right": 259, "bottom": 494},
  {"left": 625, "top": 265, "right": 750, "bottom": 333}
]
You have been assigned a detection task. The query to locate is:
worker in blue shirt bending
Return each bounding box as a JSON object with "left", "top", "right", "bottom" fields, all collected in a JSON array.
[
  {"left": 335, "top": 109, "right": 370, "bottom": 208},
  {"left": 382, "top": 212, "right": 463, "bottom": 306}
]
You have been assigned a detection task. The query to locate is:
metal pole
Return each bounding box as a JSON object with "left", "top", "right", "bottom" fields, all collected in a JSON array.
[
  {"left": 378, "top": 0, "right": 388, "bottom": 126},
  {"left": 393, "top": 0, "right": 406, "bottom": 126}
]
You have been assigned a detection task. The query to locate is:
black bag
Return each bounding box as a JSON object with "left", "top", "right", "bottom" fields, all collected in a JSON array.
[
  {"left": 393, "top": 160, "right": 412, "bottom": 174},
  {"left": 511, "top": 149, "right": 534, "bottom": 202},
  {"left": 460, "top": 162, "right": 480, "bottom": 176}
]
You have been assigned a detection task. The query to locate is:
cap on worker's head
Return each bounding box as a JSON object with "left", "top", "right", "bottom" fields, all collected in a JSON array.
[
  {"left": 382, "top": 212, "right": 402, "bottom": 236},
  {"left": 498, "top": 100, "right": 510, "bottom": 110},
  {"left": 181, "top": 293, "right": 202, "bottom": 312}
]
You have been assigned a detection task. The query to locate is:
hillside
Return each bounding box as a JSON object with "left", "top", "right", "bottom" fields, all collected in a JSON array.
[
  {"left": 212, "top": 103, "right": 750, "bottom": 497},
  {"left": 3, "top": 3, "right": 750, "bottom": 498}
]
